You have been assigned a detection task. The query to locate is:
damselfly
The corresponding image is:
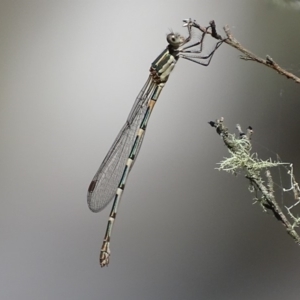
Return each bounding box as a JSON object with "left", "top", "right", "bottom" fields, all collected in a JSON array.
[{"left": 87, "top": 18, "right": 223, "bottom": 267}]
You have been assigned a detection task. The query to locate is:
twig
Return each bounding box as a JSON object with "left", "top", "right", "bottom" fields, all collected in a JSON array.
[
  {"left": 193, "top": 20, "right": 300, "bottom": 84},
  {"left": 208, "top": 117, "right": 300, "bottom": 245}
]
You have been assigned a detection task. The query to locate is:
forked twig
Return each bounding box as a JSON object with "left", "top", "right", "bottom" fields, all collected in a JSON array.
[{"left": 192, "top": 20, "right": 300, "bottom": 84}]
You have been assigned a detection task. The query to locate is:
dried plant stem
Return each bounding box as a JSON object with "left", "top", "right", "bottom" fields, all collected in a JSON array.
[{"left": 193, "top": 20, "right": 300, "bottom": 83}]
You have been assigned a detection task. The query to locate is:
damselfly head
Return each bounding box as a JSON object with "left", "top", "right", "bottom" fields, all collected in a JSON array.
[{"left": 166, "top": 32, "right": 185, "bottom": 48}]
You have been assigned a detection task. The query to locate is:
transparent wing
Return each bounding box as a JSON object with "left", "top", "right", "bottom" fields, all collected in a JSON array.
[{"left": 87, "top": 76, "right": 156, "bottom": 212}]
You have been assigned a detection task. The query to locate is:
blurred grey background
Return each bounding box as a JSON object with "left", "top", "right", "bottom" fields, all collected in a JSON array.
[{"left": 1, "top": 0, "right": 300, "bottom": 299}]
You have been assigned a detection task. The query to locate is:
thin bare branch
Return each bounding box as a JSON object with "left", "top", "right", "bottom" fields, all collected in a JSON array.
[{"left": 193, "top": 20, "right": 300, "bottom": 84}]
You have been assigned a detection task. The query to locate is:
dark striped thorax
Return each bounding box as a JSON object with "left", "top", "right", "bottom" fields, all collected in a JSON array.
[{"left": 150, "top": 32, "right": 185, "bottom": 84}]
